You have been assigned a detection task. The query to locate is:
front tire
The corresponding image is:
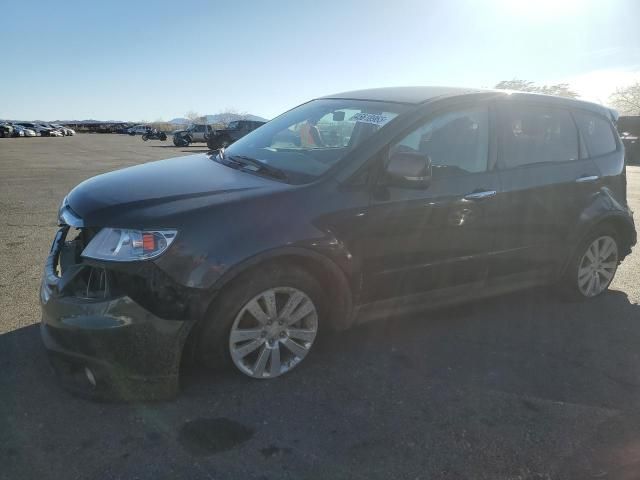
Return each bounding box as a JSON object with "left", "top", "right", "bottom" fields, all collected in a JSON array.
[
  {"left": 561, "top": 227, "right": 619, "bottom": 300},
  {"left": 173, "top": 135, "right": 188, "bottom": 147},
  {"left": 198, "top": 265, "right": 324, "bottom": 379}
]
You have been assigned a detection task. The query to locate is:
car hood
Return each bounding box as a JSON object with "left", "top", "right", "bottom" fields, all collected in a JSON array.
[{"left": 66, "top": 154, "right": 287, "bottom": 227}]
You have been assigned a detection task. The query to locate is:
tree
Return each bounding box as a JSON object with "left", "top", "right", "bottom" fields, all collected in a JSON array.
[
  {"left": 609, "top": 82, "right": 640, "bottom": 115},
  {"left": 494, "top": 79, "right": 538, "bottom": 92},
  {"left": 216, "top": 108, "right": 249, "bottom": 125},
  {"left": 184, "top": 110, "right": 201, "bottom": 122},
  {"left": 494, "top": 79, "right": 578, "bottom": 98},
  {"left": 535, "top": 83, "right": 578, "bottom": 98}
]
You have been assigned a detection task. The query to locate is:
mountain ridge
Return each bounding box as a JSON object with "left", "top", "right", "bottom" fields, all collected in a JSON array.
[{"left": 169, "top": 113, "right": 269, "bottom": 125}]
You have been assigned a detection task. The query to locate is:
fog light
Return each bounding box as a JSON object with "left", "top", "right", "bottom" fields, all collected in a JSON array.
[{"left": 84, "top": 367, "right": 96, "bottom": 387}]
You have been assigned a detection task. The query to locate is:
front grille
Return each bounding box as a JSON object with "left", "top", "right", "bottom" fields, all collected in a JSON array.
[{"left": 67, "top": 266, "right": 111, "bottom": 299}]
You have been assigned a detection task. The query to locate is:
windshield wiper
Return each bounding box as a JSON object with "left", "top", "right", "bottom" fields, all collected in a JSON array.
[{"left": 228, "top": 155, "right": 288, "bottom": 182}]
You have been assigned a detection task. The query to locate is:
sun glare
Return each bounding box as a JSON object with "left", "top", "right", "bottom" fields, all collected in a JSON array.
[{"left": 500, "top": 0, "right": 583, "bottom": 18}]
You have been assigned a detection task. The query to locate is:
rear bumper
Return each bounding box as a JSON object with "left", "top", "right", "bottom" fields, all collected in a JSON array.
[
  {"left": 40, "top": 282, "right": 192, "bottom": 401},
  {"left": 621, "top": 208, "right": 637, "bottom": 257}
]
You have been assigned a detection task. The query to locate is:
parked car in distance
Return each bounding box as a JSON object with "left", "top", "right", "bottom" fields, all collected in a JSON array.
[
  {"left": 14, "top": 125, "right": 36, "bottom": 137},
  {"left": 50, "top": 124, "right": 76, "bottom": 136},
  {"left": 206, "top": 120, "right": 266, "bottom": 150},
  {"left": 115, "top": 124, "right": 135, "bottom": 134},
  {"left": 41, "top": 87, "right": 636, "bottom": 400},
  {"left": 173, "top": 123, "right": 213, "bottom": 147},
  {"left": 17, "top": 122, "right": 63, "bottom": 137},
  {"left": 1, "top": 123, "right": 15, "bottom": 137},
  {"left": 16, "top": 122, "right": 48, "bottom": 136},
  {"left": 127, "top": 125, "right": 151, "bottom": 135},
  {"left": 47, "top": 127, "right": 65, "bottom": 137}
]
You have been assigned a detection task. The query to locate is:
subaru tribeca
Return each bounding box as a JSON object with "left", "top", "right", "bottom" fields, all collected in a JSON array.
[{"left": 40, "top": 87, "right": 636, "bottom": 400}]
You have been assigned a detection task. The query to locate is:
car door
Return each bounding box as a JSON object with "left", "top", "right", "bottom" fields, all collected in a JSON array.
[
  {"left": 192, "top": 125, "right": 204, "bottom": 141},
  {"left": 360, "top": 104, "right": 501, "bottom": 303},
  {"left": 489, "top": 101, "right": 601, "bottom": 284}
]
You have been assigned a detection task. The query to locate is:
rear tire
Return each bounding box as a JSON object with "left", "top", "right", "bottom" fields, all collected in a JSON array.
[
  {"left": 197, "top": 264, "right": 325, "bottom": 379},
  {"left": 142, "top": 134, "right": 149, "bottom": 141},
  {"left": 560, "top": 226, "right": 619, "bottom": 301},
  {"left": 160, "top": 132, "right": 167, "bottom": 141}
]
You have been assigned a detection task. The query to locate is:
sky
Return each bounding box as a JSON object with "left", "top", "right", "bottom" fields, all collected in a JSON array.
[{"left": 1, "top": 0, "right": 639, "bottom": 121}]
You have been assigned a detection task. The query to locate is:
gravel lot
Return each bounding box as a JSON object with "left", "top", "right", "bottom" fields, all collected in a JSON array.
[{"left": 1, "top": 134, "right": 640, "bottom": 480}]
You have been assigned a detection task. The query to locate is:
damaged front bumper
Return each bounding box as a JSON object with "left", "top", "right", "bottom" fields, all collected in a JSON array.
[{"left": 40, "top": 226, "right": 196, "bottom": 401}]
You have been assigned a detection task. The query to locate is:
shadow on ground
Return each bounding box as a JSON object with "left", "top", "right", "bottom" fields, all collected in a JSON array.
[{"left": 3, "top": 289, "right": 640, "bottom": 479}]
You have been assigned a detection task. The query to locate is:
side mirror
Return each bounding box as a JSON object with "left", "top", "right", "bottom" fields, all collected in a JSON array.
[{"left": 386, "top": 151, "right": 432, "bottom": 188}]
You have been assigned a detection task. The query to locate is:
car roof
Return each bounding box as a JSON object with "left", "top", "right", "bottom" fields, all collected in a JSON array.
[
  {"left": 322, "top": 86, "right": 488, "bottom": 104},
  {"left": 321, "top": 86, "right": 613, "bottom": 118}
]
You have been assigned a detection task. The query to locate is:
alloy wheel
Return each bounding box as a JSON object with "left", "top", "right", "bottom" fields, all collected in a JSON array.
[
  {"left": 229, "top": 287, "right": 318, "bottom": 379},
  {"left": 577, "top": 235, "right": 618, "bottom": 297}
]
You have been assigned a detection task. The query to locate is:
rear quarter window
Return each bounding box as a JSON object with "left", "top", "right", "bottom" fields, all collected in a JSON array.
[
  {"left": 499, "top": 104, "right": 579, "bottom": 168},
  {"left": 573, "top": 111, "right": 617, "bottom": 157}
]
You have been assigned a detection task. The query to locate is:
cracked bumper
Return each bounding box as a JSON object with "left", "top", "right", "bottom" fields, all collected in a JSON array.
[{"left": 39, "top": 232, "right": 194, "bottom": 401}]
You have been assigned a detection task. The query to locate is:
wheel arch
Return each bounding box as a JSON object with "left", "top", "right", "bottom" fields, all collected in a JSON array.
[
  {"left": 212, "top": 247, "right": 354, "bottom": 326},
  {"left": 582, "top": 213, "right": 636, "bottom": 259},
  {"left": 559, "top": 212, "right": 636, "bottom": 280},
  {"left": 180, "top": 247, "right": 356, "bottom": 368}
]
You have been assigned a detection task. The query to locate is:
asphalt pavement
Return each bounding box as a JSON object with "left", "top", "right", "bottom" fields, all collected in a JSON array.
[{"left": 1, "top": 134, "right": 640, "bottom": 479}]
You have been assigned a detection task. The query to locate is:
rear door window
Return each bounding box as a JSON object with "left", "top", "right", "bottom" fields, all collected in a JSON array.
[
  {"left": 499, "top": 105, "right": 578, "bottom": 168},
  {"left": 573, "top": 111, "right": 617, "bottom": 157}
]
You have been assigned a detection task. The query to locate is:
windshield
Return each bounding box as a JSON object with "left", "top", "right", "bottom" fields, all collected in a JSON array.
[{"left": 222, "top": 99, "right": 408, "bottom": 183}]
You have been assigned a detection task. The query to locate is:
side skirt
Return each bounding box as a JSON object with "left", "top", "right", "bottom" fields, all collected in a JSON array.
[{"left": 351, "top": 276, "right": 547, "bottom": 325}]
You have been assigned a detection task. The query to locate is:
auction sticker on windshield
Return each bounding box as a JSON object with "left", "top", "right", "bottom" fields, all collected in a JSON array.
[{"left": 349, "top": 112, "right": 392, "bottom": 126}]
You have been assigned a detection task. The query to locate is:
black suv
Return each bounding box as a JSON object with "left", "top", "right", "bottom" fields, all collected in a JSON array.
[
  {"left": 41, "top": 87, "right": 636, "bottom": 400},
  {"left": 206, "top": 119, "right": 266, "bottom": 150}
]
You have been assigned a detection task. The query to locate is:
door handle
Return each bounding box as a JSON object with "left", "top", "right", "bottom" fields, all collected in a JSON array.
[
  {"left": 464, "top": 190, "right": 497, "bottom": 200},
  {"left": 575, "top": 175, "right": 599, "bottom": 183}
]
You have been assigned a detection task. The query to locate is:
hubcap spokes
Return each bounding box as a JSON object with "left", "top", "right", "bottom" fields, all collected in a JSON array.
[
  {"left": 577, "top": 236, "right": 618, "bottom": 297},
  {"left": 229, "top": 287, "right": 318, "bottom": 378}
]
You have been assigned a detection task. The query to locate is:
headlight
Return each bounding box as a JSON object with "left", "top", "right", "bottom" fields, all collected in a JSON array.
[{"left": 81, "top": 228, "right": 178, "bottom": 262}]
